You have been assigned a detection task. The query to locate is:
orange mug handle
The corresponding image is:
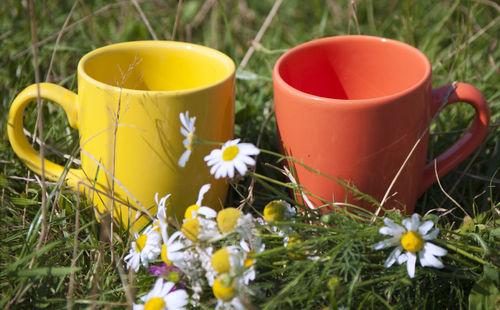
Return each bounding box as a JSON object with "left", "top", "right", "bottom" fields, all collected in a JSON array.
[
  {"left": 419, "top": 82, "right": 490, "bottom": 195},
  {"left": 7, "top": 83, "right": 84, "bottom": 188}
]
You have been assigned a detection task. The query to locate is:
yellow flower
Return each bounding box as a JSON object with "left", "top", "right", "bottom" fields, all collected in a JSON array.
[
  {"left": 264, "top": 200, "right": 295, "bottom": 222},
  {"left": 211, "top": 247, "right": 231, "bottom": 274},
  {"left": 217, "top": 207, "right": 242, "bottom": 233},
  {"left": 213, "top": 275, "right": 236, "bottom": 302},
  {"left": 181, "top": 218, "right": 200, "bottom": 242}
]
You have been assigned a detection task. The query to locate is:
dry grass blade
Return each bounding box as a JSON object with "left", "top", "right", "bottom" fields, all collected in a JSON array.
[
  {"left": 433, "top": 159, "right": 470, "bottom": 218},
  {"left": 434, "top": 15, "right": 500, "bottom": 70},
  {"left": 185, "top": 0, "right": 216, "bottom": 41},
  {"left": 239, "top": 0, "right": 283, "bottom": 70},
  {"left": 171, "top": 0, "right": 183, "bottom": 41},
  {"left": 28, "top": 0, "right": 48, "bottom": 255},
  {"left": 130, "top": 0, "right": 158, "bottom": 40},
  {"left": 67, "top": 196, "right": 80, "bottom": 310},
  {"left": 12, "top": 1, "right": 142, "bottom": 59},
  {"left": 80, "top": 150, "right": 153, "bottom": 221},
  {"left": 45, "top": 0, "right": 78, "bottom": 82},
  {"left": 375, "top": 82, "right": 458, "bottom": 219}
]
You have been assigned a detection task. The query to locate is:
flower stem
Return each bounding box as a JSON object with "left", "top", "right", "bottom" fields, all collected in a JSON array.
[{"left": 434, "top": 239, "right": 489, "bottom": 266}]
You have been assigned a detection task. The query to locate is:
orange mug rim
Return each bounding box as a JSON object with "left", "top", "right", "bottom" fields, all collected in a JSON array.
[
  {"left": 77, "top": 40, "right": 236, "bottom": 95},
  {"left": 273, "top": 35, "right": 432, "bottom": 106}
]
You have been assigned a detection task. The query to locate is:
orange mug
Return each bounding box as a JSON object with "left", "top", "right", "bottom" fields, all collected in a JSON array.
[{"left": 273, "top": 35, "right": 490, "bottom": 214}]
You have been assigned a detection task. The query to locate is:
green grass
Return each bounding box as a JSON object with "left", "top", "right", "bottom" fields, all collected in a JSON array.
[{"left": 0, "top": 0, "right": 499, "bottom": 309}]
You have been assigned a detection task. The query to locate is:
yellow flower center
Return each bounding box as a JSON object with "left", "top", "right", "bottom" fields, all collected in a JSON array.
[
  {"left": 263, "top": 200, "right": 286, "bottom": 222},
  {"left": 186, "top": 133, "right": 194, "bottom": 150},
  {"left": 135, "top": 234, "right": 148, "bottom": 252},
  {"left": 212, "top": 247, "right": 231, "bottom": 274},
  {"left": 152, "top": 221, "right": 161, "bottom": 233},
  {"left": 181, "top": 218, "right": 200, "bottom": 242},
  {"left": 401, "top": 231, "right": 424, "bottom": 252},
  {"left": 184, "top": 204, "right": 200, "bottom": 219},
  {"left": 287, "top": 236, "right": 306, "bottom": 260},
  {"left": 144, "top": 297, "right": 166, "bottom": 310},
  {"left": 161, "top": 244, "right": 173, "bottom": 266},
  {"left": 222, "top": 145, "right": 239, "bottom": 161},
  {"left": 244, "top": 251, "right": 255, "bottom": 268},
  {"left": 217, "top": 208, "right": 241, "bottom": 233},
  {"left": 213, "top": 276, "right": 236, "bottom": 302}
]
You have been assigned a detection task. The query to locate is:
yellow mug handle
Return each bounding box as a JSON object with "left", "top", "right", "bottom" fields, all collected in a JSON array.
[{"left": 8, "top": 83, "right": 83, "bottom": 188}]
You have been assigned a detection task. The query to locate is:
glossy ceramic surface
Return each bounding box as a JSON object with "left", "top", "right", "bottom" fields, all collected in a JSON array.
[
  {"left": 273, "top": 35, "right": 490, "bottom": 213},
  {"left": 8, "top": 41, "right": 235, "bottom": 232}
]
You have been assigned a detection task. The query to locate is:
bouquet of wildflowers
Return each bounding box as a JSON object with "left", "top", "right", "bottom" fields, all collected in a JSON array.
[{"left": 124, "top": 111, "right": 500, "bottom": 310}]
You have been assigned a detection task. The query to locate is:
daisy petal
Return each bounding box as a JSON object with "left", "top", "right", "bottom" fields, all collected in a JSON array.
[
  {"left": 178, "top": 149, "right": 191, "bottom": 167},
  {"left": 384, "top": 246, "right": 403, "bottom": 268},
  {"left": 406, "top": 252, "right": 417, "bottom": 278},
  {"left": 423, "top": 242, "right": 447, "bottom": 257},
  {"left": 418, "top": 220, "right": 435, "bottom": 235},
  {"left": 422, "top": 228, "right": 439, "bottom": 240}
]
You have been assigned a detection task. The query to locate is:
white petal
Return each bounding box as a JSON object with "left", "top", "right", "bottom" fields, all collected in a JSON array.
[
  {"left": 239, "top": 154, "right": 256, "bottom": 166},
  {"left": 406, "top": 252, "right": 417, "bottom": 278},
  {"left": 178, "top": 149, "right": 191, "bottom": 167},
  {"left": 373, "top": 238, "right": 396, "bottom": 250},
  {"left": 422, "top": 228, "right": 439, "bottom": 241},
  {"left": 408, "top": 214, "right": 421, "bottom": 231},
  {"left": 384, "top": 247, "right": 402, "bottom": 268},
  {"left": 160, "top": 281, "right": 175, "bottom": 295},
  {"left": 226, "top": 164, "right": 235, "bottom": 178},
  {"left": 423, "top": 242, "right": 447, "bottom": 257},
  {"left": 383, "top": 218, "right": 406, "bottom": 235},
  {"left": 379, "top": 226, "right": 395, "bottom": 236},
  {"left": 418, "top": 220, "right": 435, "bottom": 235},
  {"left": 238, "top": 143, "right": 260, "bottom": 155},
  {"left": 233, "top": 160, "right": 249, "bottom": 176},
  {"left": 197, "top": 206, "right": 217, "bottom": 218},
  {"left": 180, "top": 127, "right": 189, "bottom": 138},
  {"left": 397, "top": 253, "right": 408, "bottom": 264},
  {"left": 196, "top": 184, "right": 211, "bottom": 206},
  {"left": 419, "top": 249, "right": 444, "bottom": 268},
  {"left": 166, "top": 289, "right": 189, "bottom": 309},
  {"left": 204, "top": 149, "right": 221, "bottom": 163}
]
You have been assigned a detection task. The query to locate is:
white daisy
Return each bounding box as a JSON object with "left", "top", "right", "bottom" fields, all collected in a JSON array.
[
  {"left": 133, "top": 278, "right": 188, "bottom": 310},
  {"left": 204, "top": 139, "right": 260, "bottom": 179},
  {"left": 373, "top": 214, "right": 447, "bottom": 278},
  {"left": 154, "top": 193, "right": 171, "bottom": 244},
  {"left": 181, "top": 214, "right": 220, "bottom": 242},
  {"left": 164, "top": 231, "right": 210, "bottom": 306},
  {"left": 154, "top": 193, "right": 173, "bottom": 265},
  {"left": 124, "top": 225, "right": 162, "bottom": 272},
  {"left": 178, "top": 111, "right": 196, "bottom": 167},
  {"left": 239, "top": 239, "right": 264, "bottom": 285},
  {"left": 183, "top": 184, "right": 216, "bottom": 220}
]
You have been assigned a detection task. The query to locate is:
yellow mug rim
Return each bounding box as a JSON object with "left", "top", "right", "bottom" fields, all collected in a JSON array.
[{"left": 77, "top": 40, "right": 236, "bottom": 95}]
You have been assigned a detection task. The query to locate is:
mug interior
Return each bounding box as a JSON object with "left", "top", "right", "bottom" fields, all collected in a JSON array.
[
  {"left": 277, "top": 36, "right": 430, "bottom": 100},
  {"left": 81, "top": 41, "right": 234, "bottom": 92}
]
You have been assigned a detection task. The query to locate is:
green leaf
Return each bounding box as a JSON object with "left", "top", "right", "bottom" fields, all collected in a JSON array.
[
  {"left": 0, "top": 174, "right": 8, "bottom": 187},
  {"left": 13, "top": 267, "right": 80, "bottom": 278},
  {"left": 468, "top": 266, "right": 500, "bottom": 310},
  {"left": 10, "top": 197, "right": 40, "bottom": 206}
]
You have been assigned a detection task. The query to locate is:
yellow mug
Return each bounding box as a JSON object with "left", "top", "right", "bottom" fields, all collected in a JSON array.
[{"left": 8, "top": 41, "right": 235, "bottom": 232}]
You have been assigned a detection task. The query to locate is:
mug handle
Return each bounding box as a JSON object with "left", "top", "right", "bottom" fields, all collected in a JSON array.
[
  {"left": 7, "top": 82, "right": 84, "bottom": 188},
  {"left": 419, "top": 82, "right": 490, "bottom": 195}
]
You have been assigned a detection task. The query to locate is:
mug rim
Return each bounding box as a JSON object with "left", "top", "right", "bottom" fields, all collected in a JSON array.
[
  {"left": 78, "top": 40, "right": 236, "bottom": 94},
  {"left": 273, "top": 35, "right": 432, "bottom": 105}
]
